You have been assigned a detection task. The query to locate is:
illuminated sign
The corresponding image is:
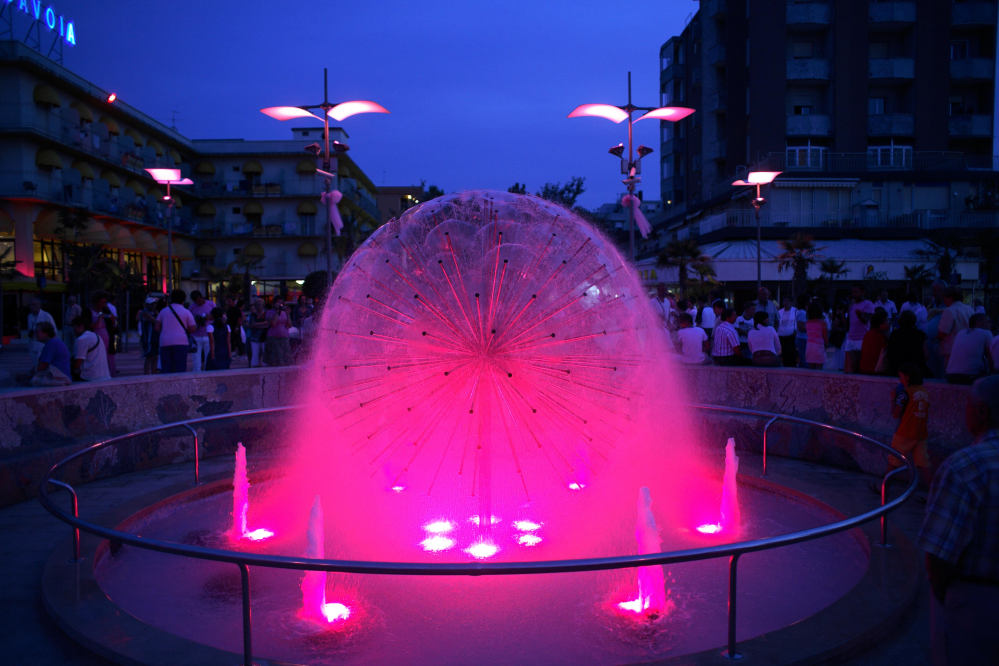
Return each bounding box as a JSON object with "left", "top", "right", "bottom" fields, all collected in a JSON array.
[{"left": 5, "top": 0, "right": 76, "bottom": 45}]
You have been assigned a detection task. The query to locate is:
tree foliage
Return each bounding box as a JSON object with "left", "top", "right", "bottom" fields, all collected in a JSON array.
[
  {"left": 775, "top": 233, "right": 824, "bottom": 301},
  {"left": 657, "top": 238, "right": 712, "bottom": 295},
  {"left": 913, "top": 232, "right": 963, "bottom": 280},
  {"left": 303, "top": 269, "right": 335, "bottom": 305},
  {"left": 536, "top": 177, "right": 586, "bottom": 208},
  {"left": 507, "top": 182, "right": 527, "bottom": 194}
]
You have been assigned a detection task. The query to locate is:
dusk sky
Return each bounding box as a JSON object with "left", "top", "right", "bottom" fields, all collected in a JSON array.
[{"left": 56, "top": 0, "right": 697, "bottom": 209}]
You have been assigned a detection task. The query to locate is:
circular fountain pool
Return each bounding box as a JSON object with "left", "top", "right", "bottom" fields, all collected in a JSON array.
[{"left": 94, "top": 475, "right": 868, "bottom": 666}]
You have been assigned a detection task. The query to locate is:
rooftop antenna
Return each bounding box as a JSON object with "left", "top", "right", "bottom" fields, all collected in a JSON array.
[{"left": 170, "top": 110, "right": 179, "bottom": 132}]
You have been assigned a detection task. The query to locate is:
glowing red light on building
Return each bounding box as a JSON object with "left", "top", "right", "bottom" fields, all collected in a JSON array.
[{"left": 107, "top": 93, "right": 116, "bottom": 103}]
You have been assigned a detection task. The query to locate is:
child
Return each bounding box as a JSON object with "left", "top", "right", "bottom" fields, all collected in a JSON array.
[
  {"left": 876, "top": 362, "right": 932, "bottom": 492},
  {"left": 804, "top": 300, "right": 828, "bottom": 369},
  {"left": 206, "top": 307, "right": 232, "bottom": 370}
]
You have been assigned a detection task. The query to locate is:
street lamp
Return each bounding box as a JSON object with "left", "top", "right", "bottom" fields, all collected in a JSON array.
[
  {"left": 261, "top": 68, "right": 389, "bottom": 291},
  {"left": 145, "top": 168, "right": 193, "bottom": 292},
  {"left": 569, "top": 72, "right": 694, "bottom": 262},
  {"left": 732, "top": 171, "right": 781, "bottom": 291}
]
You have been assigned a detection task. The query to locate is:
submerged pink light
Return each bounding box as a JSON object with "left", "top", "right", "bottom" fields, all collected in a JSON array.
[
  {"left": 244, "top": 528, "right": 274, "bottom": 541},
  {"left": 516, "top": 533, "right": 542, "bottom": 546},
  {"left": 423, "top": 520, "right": 455, "bottom": 534},
  {"left": 512, "top": 520, "right": 541, "bottom": 531},
  {"left": 568, "top": 483, "right": 585, "bottom": 491},
  {"left": 421, "top": 535, "right": 456, "bottom": 552},
  {"left": 391, "top": 485, "right": 405, "bottom": 492},
  {"left": 468, "top": 515, "right": 501, "bottom": 526},
  {"left": 320, "top": 602, "right": 351, "bottom": 623},
  {"left": 617, "top": 597, "right": 648, "bottom": 614},
  {"left": 696, "top": 523, "right": 722, "bottom": 534},
  {"left": 465, "top": 541, "right": 499, "bottom": 559}
]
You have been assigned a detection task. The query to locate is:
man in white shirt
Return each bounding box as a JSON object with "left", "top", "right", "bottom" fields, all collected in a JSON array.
[
  {"left": 946, "top": 314, "right": 993, "bottom": 383},
  {"left": 71, "top": 315, "right": 111, "bottom": 382},
  {"left": 900, "top": 291, "right": 928, "bottom": 333},
  {"left": 711, "top": 308, "right": 748, "bottom": 366},
  {"left": 735, "top": 302, "right": 756, "bottom": 356},
  {"left": 676, "top": 313, "right": 710, "bottom": 365},
  {"left": 752, "top": 287, "right": 778, "bottom": 329},
  {"left": 27, "top": 298, "right": 56, "bottom": 369},
  {"left": 649, "top": 284, "right": 672, "bottom": 330},
  {"left": 937, "top": 286, "right": 976, "bottom": 371},
  {"left": 876, "top": 291, "right": 898, "bottom": 326}
]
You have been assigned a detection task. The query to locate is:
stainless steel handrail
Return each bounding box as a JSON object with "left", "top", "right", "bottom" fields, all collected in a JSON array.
[{"left": 38, "top": 403, "right": 916, "bottom": 665}]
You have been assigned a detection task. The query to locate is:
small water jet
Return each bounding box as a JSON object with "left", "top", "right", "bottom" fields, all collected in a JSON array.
[
  {"left": 231, "top": 443, "right": 273, "bottom": 542},
  {"left": 619, "top": 487, "right": 670, "bottom": 616},
  {"left": 301, "top": 495, "right": 351, "bottom": 625},
  {"left": 720, "top": 438, "right": 741, "bottom": 533}
]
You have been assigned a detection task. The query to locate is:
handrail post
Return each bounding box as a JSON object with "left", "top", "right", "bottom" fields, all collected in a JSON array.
[
  {"left": 762, "top": 416, "right": 779, "bottom": 477},
  {"left": 238, "top": 563, "right": 252, "bottom": 666},
  {"left": 182, "top": 424, "right": 200, "bottom": 485},
  {"left": 48, "top": 480, "right": 82, "bottom": 562},
  {"left": 878, "top": 466, "right": 907, "bottom": 547},
  {"left": 722, "top": 553, "right": 743, "bottom": 660}
]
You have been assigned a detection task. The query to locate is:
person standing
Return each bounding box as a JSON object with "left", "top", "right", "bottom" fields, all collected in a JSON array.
[
  {"left": 226, "top": 296, "right": 246, "bottom": 360},
  {"left": 155, "top": 289, "right": 195, "bottom": 374},
  {"left": 71, "top": 315, "right": 111, "bottom": 382},
  {"left": 925, "top": 281, "right": 948, "bottom": 379},
  {"left": 887, "top": 309, "right": 930, "bottom": 378},
  {"left": 900, "top": 290, "right": 929, "bottom": 333},
  {"left": 649, "top": 284, "right": 672, "bottom": 330},
  {"left": 752, "top": 287, "right": 778, "bottom": 330},
  {"left": 776, "top": 297, "right": 799, "bottom": 368},
  {"left": 696, "top": 295, "right": 716, "bottom": 340},
  {"left": 735, "top": 302, "right": 756, "bottom": 358},
  {"left": 62, "top": 295, "right": 82, "bottom": 350},
  {"left": 247, "top": 299, "right": 269, "bottom": 367},
  {"left": 844, "top": 284, "right": 876, "bottom": 373},
  {"left": 89, "top": 290, "right": 117, "bottom": 377},
  {"left": 938, "top": 287, "right": 975, "bottom": 372},
  {"left": 264, "top": 297, "right": 292, "bottom": 367},
  {"left": 137, "top": 297, "right": 160, "bottom": 375},
  {"left": 206, "top": 307, "right": 231, "bottom": 370},
  {"left": 804, "top": 300, "right": 829, "bottom": 369},
  {"left": 188, "top": 290, "right": 216, "bottom": 372},
  {"left": 945, "top": 314, "right": 993, "bottom": 384},
  {"left": 882, "top": 363, "right": 933, "bottom": 489},
  {"left": 711, "top": 308, "right": 748, "bottom": 366},
  {"left": 917, "top": 375, "right": 999, "bottom": 665},
  {"left": 859, "top": 308, "right": 890, "bottom": 375},
  {"left": 26, "top": 298, "right": 56, "bottom": 370},
  {"left": 877, "top": 290, "right": 898, "bottom": 329},
  {"left": 794, "top": 294, "right": 810, "bottom": 369}
]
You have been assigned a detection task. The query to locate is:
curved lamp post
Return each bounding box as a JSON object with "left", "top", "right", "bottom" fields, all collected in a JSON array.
[
  {"left": 261, "top": 69, "right": 389, "bottom": 290},
  {"left": 569, "top": 72, "right": 694, "bottom": 262},
  {"left": 732, "top": 171, "right": 782, "bottom": 291},
  {"left": 145, "top": 168, "right": 193, "bottom": 292}
]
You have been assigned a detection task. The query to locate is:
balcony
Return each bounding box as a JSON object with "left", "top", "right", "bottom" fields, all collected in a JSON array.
[
  {"left": 868, "top": 2, "right": 916, "bottom": 25},
  {"left": 218, "top": 216, "right": 319, "bottom": 238},
  {"left": 868, "top": 58, "right": 915, "bottom": 80},
  {"left": 193, "top": 178, "right": 327, "bottom": 198},
  {"left": 705, "top": 0, "right": 726, "bottom": 19},
  {"left": 949, "top": 114, "right": 994, "bottom": 136},
  {"left": 662, "top": 175, "right": 685, "bottom": 194},
  {"left": 706, "top": 91, "right": 728, "bottom": 113},
  {"left": 661, "top": 138, "right": 684, "bottom": 155},
  {"left": 786, "top": 114, "right": 832, "bottom": 136},
  {"left": 707, "top": 209, "right": 999, "bottom": 231},
  {"left": 952, "top": 2, "right": 997, "bottom": 25},
  {"left": 708, "top": 44, "right": 726, "bottom": 67},
  {"left": 951, "top": 58, "right": 995, "bottom": 80},
  {"left": 787, "top": 3, "right": 831, "bottom": 27},
  {"left": 787, "top": 58, "right": 831, "bottom": 80},
  {"left": 660, "top": 63, "right": 683, "bottom": 84},
  {"left": 707, "top": 140, "right": 728, "bottom": 161},
  {"left": 868, "top": 113, "right": 916, "bottom": 135}
]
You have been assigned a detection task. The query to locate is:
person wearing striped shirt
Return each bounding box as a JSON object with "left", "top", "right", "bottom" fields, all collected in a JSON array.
[{"left": 711, "top": 308, "right": 748, "bottom": 366}]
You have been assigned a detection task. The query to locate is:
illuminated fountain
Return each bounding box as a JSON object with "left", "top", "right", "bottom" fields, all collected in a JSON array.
[
  {"left": 92, "top": 192, "right": 871, "bottom": 665},
  {"left": 697, "top": 438, "right": 741, "bottom": 536},
  {"left": 231, "top": 443, "right": 273, "bottom": 542}
]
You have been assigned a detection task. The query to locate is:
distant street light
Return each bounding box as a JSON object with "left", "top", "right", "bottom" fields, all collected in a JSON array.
[
  {"left": 145, "top": 168, "right": 193, "bottom": 292},
  {"left": 732, "top": 171, "right": 782, "bottom": 290},
  {"left": 261, "top": 69, "right": 389, "bottom": 290},
  {"left": 569, "top": 72, "right": 694, "bottom": 262}
]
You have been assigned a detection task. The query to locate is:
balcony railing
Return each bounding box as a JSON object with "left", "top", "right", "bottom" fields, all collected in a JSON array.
[
  {"left": 193, "top": 178, "right": 327, "bottom": 198},
  {"left": 787, "top": 114, "right": 832, "bottom": 136},
  {"left": 868, "top": 58, "right": 915, "bottom": 79},
  {"left": 787, "top": 3, "right": 831, "bottom": 25},
  {"left": 787, "top": 59, "right": 831, "bottom": 80},
  {"left": 951, "top": 58, "right": 995, "bottom": 80},
  {"left": 949, "top": 114, "right": 994, "bottom": 136},
  {"left": 868, "top": 2, "right": 916, "bottom": 24},
  {"left": 952, "top": 2, "right": 997, "bottom": 25},
  {"left": 868, "top": 113, "right": 915, "bottom": 136},
  {"left": 699, "top": 209, "right": 999, "bottom": 233}
]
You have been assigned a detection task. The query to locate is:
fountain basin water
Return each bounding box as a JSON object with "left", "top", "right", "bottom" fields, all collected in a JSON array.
[{"left": 94, "top": 474, "right": 868, "bottom": 666}]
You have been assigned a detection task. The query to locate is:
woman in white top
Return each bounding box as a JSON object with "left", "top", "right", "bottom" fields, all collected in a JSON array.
[
  {"left": 748, "top": 311, "right": 783, "bottom": 367},
  {"left": 776, "top": 297, "right": 798, "bottom": 367}
]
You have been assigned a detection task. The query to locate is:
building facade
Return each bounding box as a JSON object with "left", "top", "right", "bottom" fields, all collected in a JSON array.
[
  {"left": 650, "top": 0, "right": 999, "bottom": 297},
  {"left": 0, "top": 40, "right": 382, "bottom": 334}
]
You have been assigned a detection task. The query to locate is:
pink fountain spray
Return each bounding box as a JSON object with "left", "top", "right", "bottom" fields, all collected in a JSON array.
[
  {"left": 231, "top": 443, "right": 273, "bottom": 541},
  {"left": 301, "top": 495, "right": 350, "bottom": 624},
  {"left": 619, "top": 487, "right": 671, "bottom": 616},
  {"left": 697, "top": 438, "right": 741, "bottom": 535}
]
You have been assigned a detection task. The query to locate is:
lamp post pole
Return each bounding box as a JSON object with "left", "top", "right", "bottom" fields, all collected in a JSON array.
[
  {"left": 166, "top": 181, "right": 174, "bottom": 292},
  {"left": 320, "top": 68, "right": 337, "bottom": 292},
  {"left": 754, "top": 183, "right": 761, "bottom": 292},
  {"left": 626, "top": 73, "right": 635, "bottom": 262}
]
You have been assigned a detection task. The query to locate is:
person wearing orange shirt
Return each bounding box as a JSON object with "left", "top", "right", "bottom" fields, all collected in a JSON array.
[{"left": 886, "top": 362, "right": 933, "bottom": 491}]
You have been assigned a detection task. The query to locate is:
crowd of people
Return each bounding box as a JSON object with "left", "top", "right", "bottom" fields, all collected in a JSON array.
[
  {"left": 18, "top": 290, "right": 318, "bottom": 386},
  {"left": 652, "top": 282, "right": 997, "bottom": 385}
]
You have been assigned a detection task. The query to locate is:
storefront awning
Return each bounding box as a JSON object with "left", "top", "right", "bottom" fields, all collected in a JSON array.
[
  {"left": 33, "top": 84, "right": 61, "bottom": 107},
  {"left": 133, "top": 229, "right": 157, "bottom": 252},
  {"left": 78, "top": 219, "right": 110, "bottom": 244},
  {"left": 169, "top": 149, "right": 182, "bottom": 164},
  {"left": 71, "top": 160, "right": 94, "bottom": 179},
  {"left": 35, "top": 149, "right": 63, "bottom": 169},
  {"left": 296, "top": 201, "right": 318, "bottom": 215},
  {"left": 33, "top": 209, "right": 61, "bottom": 237},
  {"left": 153, "top": 233, "right": 170, "bottom": 254},
  {"left": 124, "top": 128, "right": 144, "bottom": 145},
  {"left": 242, "top": 160, "right": 263, "bottom": 175},
  {"left": 0, "top": 208, "right": 14, "bottom": 234},
  {"left": 106, "top": 223, "right": 137, "bottom": 249},
  {"left": 124, "top": 180, "right": 145, "bottom": 196},
  {"left": 100, "top": 170, "right": 122, "bottom": 187}
]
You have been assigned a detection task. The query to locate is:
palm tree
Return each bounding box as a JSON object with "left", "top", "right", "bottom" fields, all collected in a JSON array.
[
  {"left": 775, "top": 234, "right": 824, "bottom": 301},
  {"left": 903, "top": 264, "right": 934, "bottom": 301},
  {"left": 817, "top": 258, "right": 850, "bottom": 310},
  {"left": 657, "top": 238, "right": 713, "bottom": 296},
  {"left": 913, "top": 232, "right": 963, "bottom": 280}
]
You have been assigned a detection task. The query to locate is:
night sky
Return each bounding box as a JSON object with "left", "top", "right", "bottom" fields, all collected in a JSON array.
[{"left": 51, "top": 0, "right": 696, "bottom": 209}]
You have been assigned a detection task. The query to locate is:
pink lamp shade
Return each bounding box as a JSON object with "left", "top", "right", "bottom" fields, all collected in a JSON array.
[
  {"left": 746, "top": 171, "right": 781, "bottom": 184},
  {"left": 329, "top": 101, "right": 390, "bottom": 122},
  {"left": 634, "top": 107, "right": 696, "bottom": 122},
  {"left": 567, "top": 104, "right": 629, "bottom": 124},
  {"left": 144, "top": 169, "right": 191, "bottom": 185},
  {"left": 260, "top": 106, "right": 324, "bottom": 122}
]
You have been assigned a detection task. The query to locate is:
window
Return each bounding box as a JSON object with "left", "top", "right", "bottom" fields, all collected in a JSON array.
[
  {"left": 869, "top": 97, "right": 886, "bottom": 115},
  {"left": 662, "top": 87, "right": 672, "bottom": 106},
  {"left": 124, "top": 251, "right": 142, "bottom": 274},
  {"left": 793, "top": 42, "right": 814, "bottom": 59},
  {"left": 662, "top": 54, "right": 673, "bottom": 70},
  {"left": 663, "top": 159, "right": 673, "bottom": 179},
  {"left": 662, "top": 123, "right": 674, "bottom": 143},
  {"left": 232, "top": 207, "right": 241, "bottom": 214},
  {"left": 786, "top": 139, "right": 827, "bottom": 168},
  {"left": 950, "top": 96, "right": 965, "bottom": 115},
  {"left": 794, "top": 105, "right": 813, "bottom": 115},
  {"left": 300, "top": 213, "right": 316, "bottom": 235},
  {"left": 869, "top": 42, "right": 889, "bottom": 59},
  {"left": 33, "top": 239, "right": 63, "bottom": 282},
  {"left": 868, "top": 141, "right": 912, "bottom": 168},
  {"left": 951, "top": 40, "right": 968, "bottom": 60},
  {"left": 302, "top": 131, "right": 309, "bottom": 136}
]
